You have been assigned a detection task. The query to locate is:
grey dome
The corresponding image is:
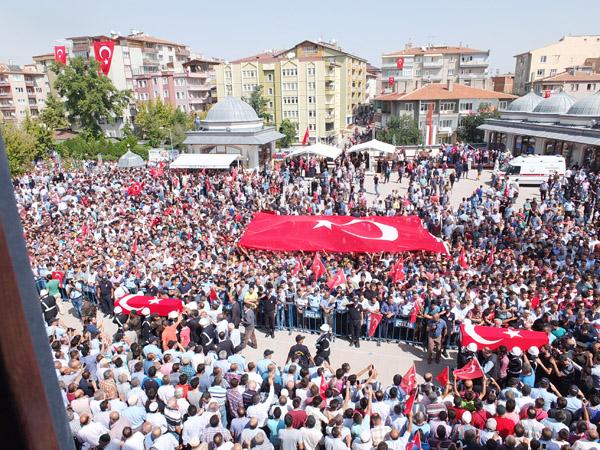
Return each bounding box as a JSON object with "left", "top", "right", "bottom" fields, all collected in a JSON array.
[
  {"left": 567, "top": 91, "right": 600, "bottom": 116},
  {"left": 205, "top": 96, "right": 259, "bottom": 122},
  {"left": 532, "top": 92, "right": 576, "bottom": 114},
  {"left": 505, "top": 91, "right": 543, "bottom": 112}
]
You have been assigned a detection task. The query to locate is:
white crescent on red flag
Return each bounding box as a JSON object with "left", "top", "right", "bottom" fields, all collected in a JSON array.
[
  {"left": 127, "top": 182, "right": 142, "bottom": 196},
  {"left": 327, "top": 269, "right": 346, "bottom": 290},
  {"left": 460, "top": 323, "right": 548, "bottom": 351},
  {"left": 93, "top": 40, "right": 115, "bottom": 76},
  {"left": 54, "top": 46, "right": 67, "bottom": 65},
  {"left": 404, "top": 389, "right": 417, "bottom": 416},
  {"left": 115, "top": 294, "right": 183, "bottom": 317},
  {"left": 453, "top": 358, "right": 484, "bottom": 380},
  {"left": 311, "top": 253, "right": 326, "bottom": 281},
  {"left": 368, "top": 312, "right": 383, "bottom": 337},
  {"left": 291, "top": 258, "right": 303, "bottom": 277},
  {"left": 458, "top": 247, "right": 468, "bottom": 269},
  {"left": 239, "top": 213, "right": 449, "bottom": 254},
  {"left": 400, "top": 364, "right": 417, "bottom": 394}
]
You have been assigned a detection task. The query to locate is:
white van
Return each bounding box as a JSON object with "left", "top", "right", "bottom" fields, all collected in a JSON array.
[{"left": 498, "top": 155, "right": 566, "bottom": 185}]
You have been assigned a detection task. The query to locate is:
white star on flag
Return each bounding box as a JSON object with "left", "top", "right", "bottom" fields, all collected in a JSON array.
[
  {"left": 504, "top": 329, "right": 521, "bottom": 338},
  {"left": 148, "top": 298, "right": 162, "bottom": 305}
]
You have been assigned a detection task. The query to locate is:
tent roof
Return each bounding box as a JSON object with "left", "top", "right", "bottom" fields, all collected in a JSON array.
[
  {"left": 169, "top": 153, "right": 238, "bottom": 169},
  {"left": 286, "top": 143, "right": 342, "bottom": 159},
  {"left": 347, "top": 139, "right": 396, "bottom": 154},
  {"left": 117, "top": 150, "right": 145, "bottom": 168}
]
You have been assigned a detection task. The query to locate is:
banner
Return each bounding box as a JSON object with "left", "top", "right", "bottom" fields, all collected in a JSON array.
[
  {"left": 460, "top": 322, "right": 548, "bottom": 351},
  {"left": 54, "top": 46, "right": 66, "bottom": 64},
  {"left": 368, "top": 312, "right": 383, "bottom": 337},
  {"left": 115, "top": 294, "right": 183, "bottom": 317},
  {"left": 93, "top": 40, "right": 115, "bottom": 76},
  {"left": 239, "top": 213, "right": 449, "bottom": 254}
]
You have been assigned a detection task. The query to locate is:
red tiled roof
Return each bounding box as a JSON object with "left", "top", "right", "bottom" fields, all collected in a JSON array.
[
  {"left": 229, "top": 51, "right": 283, "bottom": 64},
  {"left": 375, "top": 83, "right": 517, "bottom": 101},
  {"left": 537, "top": 70, "right": 600, "bottom": 83},
  {"left": 383, "top": 46, "right": 487, "bottom": 57},
  {"left": 127, "top": 34, "right": 186, "bottom": 47}
]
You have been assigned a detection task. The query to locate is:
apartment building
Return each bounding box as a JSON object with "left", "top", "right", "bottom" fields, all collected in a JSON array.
[
  {"left": 514, "top": 35, "right": 600, "bottom": 95},
  {"left": 530, "top": 69, "right": 600, "bottom": 100},
  {"left": 381, "top": 44, "right": 490, "bottom": 93},
  {"left": 491, "top": 74, "right": 514, "bottom": 94},
  {"left": 0, "top": 63, "right": 50, "bottom": 124},
  {"left": 366, "top": 64, "right": 381, "bottom": 102},
  {"left": 132, "top": 59, "right": 218, "bottom": 113},
  {"left": 374, "top": 81, "right": 516, "bottom": 145},
  {"left": 215, "top": 40, "right": 368, "bottom": 144}
]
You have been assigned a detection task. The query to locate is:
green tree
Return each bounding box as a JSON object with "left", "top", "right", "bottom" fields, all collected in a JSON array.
[
  {"left": 378, "top": 115, "right": 421, "bottom": 146},
  {"left": 52, "top": 57, "right": 131, "bottom": 137},
  {"left": 39, "top": 93, "right": 69, "bottom": 131},
  {"left": 0, "top": 122, "right": 37, "bottom": 175},
  {"left": 22, "top": 115, "right": 53, "bottom": 158},
  {"left": 245, "top": 86, "right": 271, "bottom": 123},
  {"left": 456, "top": 106, "right": 500, "bottom": 143},
  {"left": 277, "top": 119, "right": 296, "bottom": 148},
  {"left": 133, "top": 99, "right": 174, "bottom": 147}
]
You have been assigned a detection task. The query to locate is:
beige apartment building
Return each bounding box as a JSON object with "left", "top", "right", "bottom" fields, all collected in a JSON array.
[
  {"left": 514, "top": 35, "right": 600, "bottom": 95},
  {"left": 381, "top": 44, "right": 490, "bottom": 93},
  {"left": 215, "top": 40, "right": 367, "bottom": 144},
  {"left": 531, "top": 69, "right": 600, "bottom": 100},
  {"left": 0, "top": 63, "right": 50, "bottom": 124}
]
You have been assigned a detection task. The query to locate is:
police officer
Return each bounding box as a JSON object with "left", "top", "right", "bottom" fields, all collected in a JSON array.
[
  {"left": 112, "top": 306, "right": 128, "bottom": 331},
  {"left": 347, "top": 296, "right": 363, "bottom": 348},
  {"left": 315, "top": 324, "right": 332, "bottom": 365},
  {"left": 286, "top": 335, "right": 314, "bottom": 368},
  {"left": 199, "top": 317, "right": 216, "bottom": 353},
  {"left": 40, "top": 288, "right": 58, "bottom": 324},
  {"left": 457, "top": 342, "right": 478, "bottom": 368},
  {"left": 141, "top": 307, "right": 152, "bottom": 344},
  {"left": 96, "top": 273, "right": 114, "bottom": 316}
]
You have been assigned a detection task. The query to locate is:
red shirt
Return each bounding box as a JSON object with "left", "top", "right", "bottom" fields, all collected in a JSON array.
[
  {"left": 494, "top": 416, "right": 515, "bottom": 438},
  {"left": 448, "top": 406, "right": 466, "bottom": 421},
  {"left": 471, "top": 409, "right": 490, "bottom": 429},
  {"left": 288, "top": 409, "right": 307, "bottom": 429}
]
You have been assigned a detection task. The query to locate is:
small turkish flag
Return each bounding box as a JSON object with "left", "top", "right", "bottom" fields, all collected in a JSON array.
[
  {"left": 368, "top": 312, "right": 383, "bottom": 337},
  {"left": 400, "top": 364, "right": 417, "bottom": 394},
  {"left": 409, "top": 301, "right": 421, "bottom": 324},
  {"left": 81, "top": 223, "right": 90, "bottom": 237},
  {"left": 435, "top": 367, "right": 449, "bottom": 386},
  {"left": 487, "top": 246, "right": 496, "bottom": 267},
  {"left": 407, "top": 430, "right": 421, "bottom": 450},
  {"left": 320, "top": 374, "right": 328, "bottom": 400},
  {"left": 150, "top": 216, "right": 162, "bottom": 228},
  {"left": 127, "top": 182, "right": 142, "bottom": 196},
  {"left": 396, "top": 57, "right": 405, "bottom": 70},
  {"left": 391, "top": 258, "right": 405, "bottom": 283},
  {"left": 93, "top": 40, "right": 115, "bottom": 76},
  {"left": 388, "top": 76, "right": 395, "bottom": 87},
  {"left": 132, "top": 238, "right": 138, "bottom": 254},
  {"left": 327, "top": 269, "right": 346, "bottom": 290},
  {"left": 302, "top": 127, "right": 310, "bottom": 145},
  {"left": 209, "top": 287, "right": 218, "bottom": 301},
  {"left": 51, "top": 271, "right": 65, "bottom": 287},
  {"left": 404, "top": 389, "right": 417, "bottom": 416},
  {"left": 311, "top": 253, "right": 326, "bottom": 281},
  {"left": 458, "top": 247, "right": 468, "bottom": 269},
  {"left": 291, "top": 258, "right": 303, "bottom": 277},
  {"left": 453, "top": 358, "right": 484, "bottom": 380},
  {"left": 54, "top": 46, "right": 66, "bottom": 65}
]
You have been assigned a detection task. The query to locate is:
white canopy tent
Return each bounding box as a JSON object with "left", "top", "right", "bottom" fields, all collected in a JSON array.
[
  {"left": 285, "top": 143, "right": 342, "bottom": 160},
  {"left": 347, "top": 139, "right": 396, "bottom": 155},
  {"left": 117, "top": 150, "right": 145, "bottom": 168},
  {"left": 170, "top": 153, "right": 238, "bottom": 169}
]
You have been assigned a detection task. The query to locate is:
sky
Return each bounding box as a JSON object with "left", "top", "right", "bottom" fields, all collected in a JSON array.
[{"left": 3, "top": 0, "right": 600, "bottom": 74}]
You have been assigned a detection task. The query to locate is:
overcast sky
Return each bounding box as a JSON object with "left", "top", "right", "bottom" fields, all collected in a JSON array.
[{"left": 3, "top": 0, "right": 600, "bottom": 74}]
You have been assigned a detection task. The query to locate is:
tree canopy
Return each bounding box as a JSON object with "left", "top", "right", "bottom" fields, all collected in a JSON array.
[
  {"left": 1, "top": 122, "right": 38, "bottom": 176},
  {"left": 277, "top": 119, "right": 297, "bottom": 148},
  {"left": 52, "top": 57, "right": 131, "bottom": 137},
  {"left": 246, "top": 86, "right": 271, "bottom": 123},
  {"left": 377, "top": 115, "right": 421, "bottom": 146},
  {"left": 456, "top": 105, "right": 500, "bottom": 143},
  {"left": 39, "top": 93, "right": 69, "bottom": 131},
  {"left": 133, "top": 99, "right": 193, "bottom": 148}
]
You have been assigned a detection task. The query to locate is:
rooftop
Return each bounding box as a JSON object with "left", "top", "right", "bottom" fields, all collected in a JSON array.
[
  {"left": 383, "top": 45, "right": 487, "bottom": 57},
  {"left": 375, "top": 83, "right": 516, "bottom": 102},
  {"left": 229, "top": 40, "right": 367, "bottom": 64},
  {"left": 536, "top": 70, "right": 600, "bottom": 83}
]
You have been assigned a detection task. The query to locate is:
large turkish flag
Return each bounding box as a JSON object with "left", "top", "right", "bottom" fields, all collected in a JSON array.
[
  {"left": 93, "top": 41, "right": 115, "bottom": 76},
  {"left": 239, "top": 213, "right": 449, "bottom": 254},
  {"left": 115, "top": 294, "right": 183, "bottom": 317},
  {"left": 460, "top": 323, "right": 548, "bottom": 351},
  {"left": 453, "top": 358, "right": 484, "bottom": 380}
]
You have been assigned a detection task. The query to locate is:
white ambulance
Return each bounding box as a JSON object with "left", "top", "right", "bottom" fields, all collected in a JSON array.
[{"left": 498, "top": 155, "right": 566, "bottom": 185}]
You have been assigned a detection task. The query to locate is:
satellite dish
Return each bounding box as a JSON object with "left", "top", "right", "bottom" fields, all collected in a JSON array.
[{"left": 287, "top": 52, "right": 295, "bottom": 59}]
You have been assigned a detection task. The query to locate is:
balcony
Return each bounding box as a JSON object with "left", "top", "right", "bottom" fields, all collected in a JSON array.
[
  {"left": 459, "top": 59, "right": 488, "bottom": 67},
  {"left": 142, "top": 58, "right": 160, "bottom": 66},
  {"left": 175, "top": 48, "right": 190, "bottom": 57},
  {"left": 423, "top": 60, "right": 443, "bottom": 68},
  {"left": 0, "top": 79, "right": 9, "bottom": 85},
  {"left": 25, "top": 79, "right": 35, "bottom": 86},
  {"left": 0, "top": 104, "right": 15, "bottom": 110},
  {"left": 0, "top": 91, "right": 11, "bottom": 97},
  {"left": 187, "top": 70, "right": 211, "bottom": 78},
  {"left": 325, "top": 84, "right": 335, "bottom": 91},
  {"left": 143, "top": 46, "right": 158, "bottom": 54},
  {"left": 325, "top": 71, "right": 335, "bottom": 80},
  {"left": 187, "top": 84, "right": 212, "bottom": 91}
]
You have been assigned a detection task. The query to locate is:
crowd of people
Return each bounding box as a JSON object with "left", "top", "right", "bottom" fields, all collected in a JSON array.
[{"left": 13, "top": 145, "right": 600, "bottom": 449}]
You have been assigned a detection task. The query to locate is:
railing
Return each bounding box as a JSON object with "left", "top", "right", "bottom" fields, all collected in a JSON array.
[{"left": 459, "top": 60, "right": 488, "bottom": 67}]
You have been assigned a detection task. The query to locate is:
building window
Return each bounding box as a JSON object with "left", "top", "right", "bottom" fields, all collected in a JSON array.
[
  {"left": 499, "top": 101, "right": 508, "bottom": 109},
  {"left": 267, "top": 88, "right": 273, "bottom": 95},
  {"left": 163, "top": 90, "right": 169, "bottom": 97},
  {"left": 283, "top": 96, "right": 298, "bottom": 104},
  {"left": 266, "top": 73, "right": 273, "bottom": 81},
  {"left": 308, "top": 110, "right": 316, "bottom": 117},
  {"left": 459, "top": 102, "right": 473, "bottom": 112},
  {"left": 440, "top": 102, "right": 455, "bottom": 112},
  {"left": 243, "top": 84, "right": 258, "bottom": 92},
  {"left": 404, "top": 103, "right": 413, "bottom": 111},
  {"left": 15, "top": 87, "right": 24, "bottom": 93},
  {"left": 415, "top": 57, "right": 421, "bottom": 62},
  {"left": 224, "top": 71, "right": 232, "bottom": 79},
  {"left": 268, "top": 101, "right": 273, "bottom": 108},
  {"left": 308, "top": 96, "right": 315, "bottom": 104},
  {"left": 571, "top": 84, "right": 579, "bottom": 91},
  {"left": 440, "top": 119, "right": 453, "bottom": 128},
  {"left": 242, "top": 70, "right": 257, "bottom": 78},
  {"left": 537, "top": 69, "right": 545, "bottom": 77},
  {"left": 283, "top": 82, "right": 298, "bottom": 90},
  {"left": 587, "top": 83, "right": 595, "bottom": 91},
  {"left": 420, "top": 102, "right": 435, "bottom": 112},
  {"left": 550, "top": 69, "right": 557, "bottom": 76},
  {"left": 309, "top": 124, "right": 316, "bottom": 131},
  {"left": 282, "top": 68, "right": 298, "bottom": 77},
  {"left": 308, "top": 82, "right": 316, "bottom": 89},
  {"left": 540, "top": 55, "right": 547, "bottom": 63},
  {"left": 448, "top": 69, "right": 455, "bottom": 76},
  {"left": 307, "top": 67, "right": 315, "bottom": 76}
]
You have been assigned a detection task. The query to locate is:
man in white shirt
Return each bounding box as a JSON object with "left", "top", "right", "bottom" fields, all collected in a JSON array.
[
  {"left": 77, "top": 414, "right": 109, "bottom": 450},
  {"left": 247, "top": 374, "right": 275, "bottom": 427}
]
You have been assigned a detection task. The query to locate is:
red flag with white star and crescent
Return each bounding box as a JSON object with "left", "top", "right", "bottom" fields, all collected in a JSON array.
[
  {"left": 453, "top": 358, "right": 485, "bottom": 380},
  {"left": 93, "top": 40, "right": 115, "bottom": 76},
  {"left": 460, "top": 323, "right": 548, "bottom": 351}
]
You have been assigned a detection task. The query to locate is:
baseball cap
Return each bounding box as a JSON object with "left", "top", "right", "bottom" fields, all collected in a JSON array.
[
  {"left": 295, "top": 334, "right": 305, "bottom": 342},
  {"left": 264, "top": 349, "right": 274, "bottom": 357}
]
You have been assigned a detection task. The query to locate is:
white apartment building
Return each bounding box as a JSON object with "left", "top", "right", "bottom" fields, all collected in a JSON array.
[
  {"left": 381, "top": 44, "right": 490, "bottom": 94},
  {"left": 514, "top": 35, "right": 600, "bottom": 95},
  {"left": 0, "top": 63, "right": 50, "bottom": 124}
]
